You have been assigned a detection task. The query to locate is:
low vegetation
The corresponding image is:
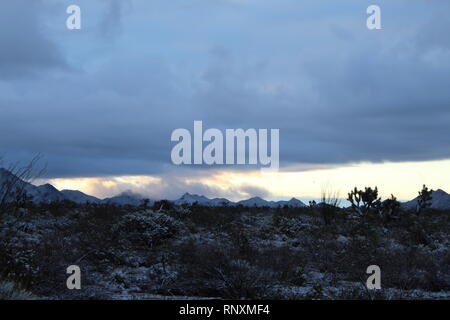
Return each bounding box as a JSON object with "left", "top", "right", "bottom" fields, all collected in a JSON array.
[{"left": 0, "top": 185, "right": 448, "bottom": 300}]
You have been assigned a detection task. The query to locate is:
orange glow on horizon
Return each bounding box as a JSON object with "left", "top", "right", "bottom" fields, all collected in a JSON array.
[{"left": 45, "top": 159, "right": 450, "bottom": 201}]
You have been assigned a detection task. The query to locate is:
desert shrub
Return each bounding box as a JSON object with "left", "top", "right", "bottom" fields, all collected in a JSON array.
[
  {"left": 1, "top": 196, "right": 449, "bottom": 299},
  {"left": 206, "top": 259, "right": 275, "bottom": 299},
  {"left": 272, "top": 215, "right": 303, "bottom": 237},
  {"left": 0, "top": 280, "right": 35, "bottom": 300},
  {"left": 330, "top": 286, "right": 395, "bottom": 300},
  {"left": 184, "top": 204, "right": 241, "bottom": 229},
  {"left": 380, "top": 245, "right": 450, "bottom": 292},
  {"left": 257, "top": 246, "right": 306, "bottom": 284},
  {"left": 86, "top": 203, "right": 126, "bottom": 223},
  {"left": 113, "top": 211, "right": 183, "bottom": 248},
  {"left": 152, "top": 200, "right": 175, "bottom": 212},
  {"left": 0, "top": 220, "right": 41, "bottom": 287},
  {"left": 178, "top": 244, "right": 274, "bottom": 299}
]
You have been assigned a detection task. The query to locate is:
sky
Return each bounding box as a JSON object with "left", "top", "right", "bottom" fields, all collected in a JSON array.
[{"left": 1, "top": 0, "right": 450, "bottom": 202}]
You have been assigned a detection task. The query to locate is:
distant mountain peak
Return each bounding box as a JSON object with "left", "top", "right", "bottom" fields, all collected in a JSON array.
[
  {"left": 250, "top": 196, "right": 264, "bottom": 200},
  {"left": 103, "top": 192, "right": 148, "bottom": 206},
  {"left": 61, "top": 189, "right": 101, "bottom": 204},
  {"left": 38, "top": 183, "right": 58, "bottom": 190},
  {"left": 402, "top": 188, "right": 450, "bottom": 210},
  {"left": 117, "top": 190, "right": 144, "bottom": 197}
]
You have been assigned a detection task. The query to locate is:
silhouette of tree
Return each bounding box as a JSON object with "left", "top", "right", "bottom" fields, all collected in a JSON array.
[
  {"left": 416, "top": 184, "right": 433, "bottom": 215},
  {"left": 347, "top": 186, "right": 381, "bottom": 215}
]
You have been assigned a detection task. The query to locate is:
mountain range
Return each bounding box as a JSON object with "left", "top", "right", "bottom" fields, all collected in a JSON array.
[
  {"left": 1, "top": 168, "right": 450, "bottom": 209},
  {"left": 173, "top": 193, "right": 307, "bottom": 208},
  {"left": 0, "top": 168, "right": 307, "bottom": 208}
]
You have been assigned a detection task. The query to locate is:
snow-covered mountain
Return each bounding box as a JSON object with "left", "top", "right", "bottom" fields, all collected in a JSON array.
[
  {"left": 276, "top": 197, "right": 307, "bottom": 208},
  {"left": 208, "top": 197, "right": 232, "bottom": 206},
  {"left": 237, "top": 196, "right": 276, "bottom": 207},
  {"left": 0, "top": 169, "right": 145, "bottom": 205},
  {"left": 102, "top": 192, "right": 148, "bottom": 206},
  {"left": 174, "top": 193, "right": 232, "bottom": 207},
  {"left": 402, "top": 189, "right": 450, "bottom": 210},
  {"left": 0, "top": 168, "right": 307, "bottom": 208},
  {"left": 0, "top": 167, "right": 309, "bottom": 207},
  {"left": 31, "top": 184, "right": 66, "bottom": 203},
  {"left": 60, "top": 190, "right": 101, "bottom": 204},
  {"left": 236, "top": 196, "right": 307, "bottom": 208},
  {"left": 174, "top": 193, "right": 307, "bottom": 208},
  {"left": 174, "top": 193, "right": 211, "bottom": 206},
  {"left": 0, "top": 169, "right": 64, "bottom": 203}
]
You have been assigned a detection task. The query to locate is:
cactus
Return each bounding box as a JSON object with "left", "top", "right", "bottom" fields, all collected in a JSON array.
[
  {"left": 416, "top": 184, "right": 433, "bottom": 215},
  {"left": 347, "top": 187, "right": 381, "bottom": 216}
]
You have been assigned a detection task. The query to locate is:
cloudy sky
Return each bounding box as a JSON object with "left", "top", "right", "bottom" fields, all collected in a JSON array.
[{"left": 1, "top": 0, "right": 450, "bottom": 201}]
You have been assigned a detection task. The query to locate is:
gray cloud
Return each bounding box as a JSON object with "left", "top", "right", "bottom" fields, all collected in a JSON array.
[
  {"left": 0, "top": 0, "right": 449, "bottom": 188},
  {"left": 0, "top": 0, "right": 67, "bottom": 78},
  {"left": 77, "top": 169, "right": 273, "bottom": 201},
  {"left": 98, "top": 0, "right": 131, "bottom": 39}
]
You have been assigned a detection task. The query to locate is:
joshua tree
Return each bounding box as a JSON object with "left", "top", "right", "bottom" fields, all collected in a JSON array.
[
  {"left": 347, "top": 186, "right": 381, "bottom": 216},
  {"left": 416, "top": 184, "right": 433, "bottom": 215},
  {"left": 381, "top": 194, "right": 400, "bottom": 218}
]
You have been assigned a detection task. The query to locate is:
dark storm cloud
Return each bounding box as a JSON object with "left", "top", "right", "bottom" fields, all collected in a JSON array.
[
  {"left": 0, "top": 0, "right": 449, "bottom": 180},
  {"left": 0, "top": 0, "right": 66, "bottom": 78},
  {"left": 98, "top": 0, "right": 131, "bottom": 39}
]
